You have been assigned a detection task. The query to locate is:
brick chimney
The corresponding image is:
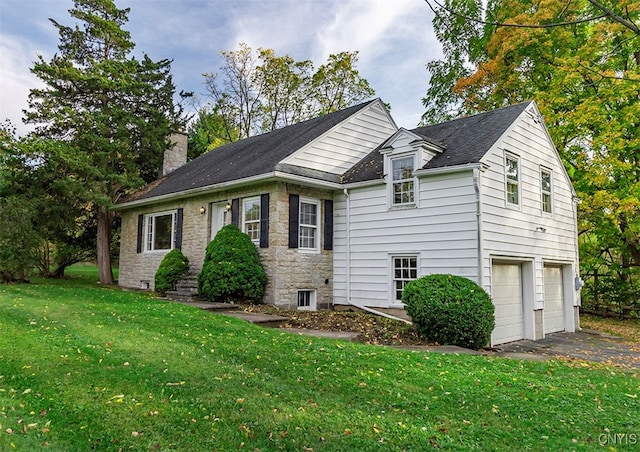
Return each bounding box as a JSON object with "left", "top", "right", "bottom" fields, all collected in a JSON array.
[{"left": 162, "top": 132, "right": 187, "bottom": 177}]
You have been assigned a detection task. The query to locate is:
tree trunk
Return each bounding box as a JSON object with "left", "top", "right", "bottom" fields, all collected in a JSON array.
[{"left": 97, "top": 205, "right": 114, "bottom": 285}]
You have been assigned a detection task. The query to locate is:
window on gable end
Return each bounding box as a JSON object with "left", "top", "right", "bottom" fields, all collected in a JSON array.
[
  {"left": 505, "top": 153, "right": 520, "bottom": 206},
  {"left": 391, "top": 156, "right": 415, "bottom": 206},
  {"left": 541, "top": 168, "right": 552, "bottom": 214}
]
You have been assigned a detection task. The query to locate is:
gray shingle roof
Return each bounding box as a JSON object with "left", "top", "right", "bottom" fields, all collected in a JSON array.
[
  {"left": 342, "top": 101, "right": 531, "bottom": 183},
  {"left": 122, "top": 100, "right": 378, "bottom": 203}
]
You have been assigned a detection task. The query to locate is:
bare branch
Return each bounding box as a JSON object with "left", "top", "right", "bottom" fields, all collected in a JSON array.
[{"left": 586, "top": 0, "right": 640, "bottom": 34}]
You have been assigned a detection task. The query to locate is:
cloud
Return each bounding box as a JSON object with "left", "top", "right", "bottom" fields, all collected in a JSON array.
[{"left": 0, "top": 34, "right": 44, "bottom": 135}]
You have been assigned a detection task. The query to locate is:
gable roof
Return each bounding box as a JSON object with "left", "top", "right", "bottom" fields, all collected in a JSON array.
[
  {"left": 342, "top": 101, "right": 532, "bottom": 183},
  {"left": 120, "top": 99, "right": 380, "bottom": 204}
]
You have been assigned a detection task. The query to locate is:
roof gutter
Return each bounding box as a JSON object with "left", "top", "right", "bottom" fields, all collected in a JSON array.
[
  {"left": 413, "top": 163, "right": 482, "bottom": 178},
  {"left": 114, "top": 171, "right": 343, "bottom": 210}
]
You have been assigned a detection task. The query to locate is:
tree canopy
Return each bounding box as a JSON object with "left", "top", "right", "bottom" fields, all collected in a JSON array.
[
  {"left": 190, "top": 43, "right": 375, "bottom": 156},
  {"left": 24, "top": 0, "right": 181, "bottom": 284},
  {"left": 423, "top": 0, "right": 640, "bottom": 307}
]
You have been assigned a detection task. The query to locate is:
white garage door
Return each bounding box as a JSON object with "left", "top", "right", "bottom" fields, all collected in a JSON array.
[
  {"left": 492, "top": 264, "right": 524, "bottom": 344},
  {"left": 544, "top": 266, "right": 564, "bottom": 334}
]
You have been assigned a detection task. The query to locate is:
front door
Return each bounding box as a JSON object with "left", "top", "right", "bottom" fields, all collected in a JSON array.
[{"left": 210, "top": 202, "right": 229, "bottom": 240}]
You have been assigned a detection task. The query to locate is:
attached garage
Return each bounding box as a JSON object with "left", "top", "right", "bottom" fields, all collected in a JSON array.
[
  {"left": 543, "top": 265, "right": 565, "bottom": 334},
  {"left": 491, "top": 263, "right": 524, "bottom": 344}
]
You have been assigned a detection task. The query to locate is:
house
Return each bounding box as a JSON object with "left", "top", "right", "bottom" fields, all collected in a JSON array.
[{"left": 114, "top": 98, "right": 581, "bottom": 345}]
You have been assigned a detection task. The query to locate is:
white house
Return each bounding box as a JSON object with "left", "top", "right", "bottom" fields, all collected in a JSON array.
[{"left": 114, "top": 98, "right": 580, "bottom": 345}]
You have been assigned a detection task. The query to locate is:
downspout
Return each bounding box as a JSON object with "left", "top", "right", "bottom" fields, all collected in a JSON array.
[
  {"left": 343, "top": 188, "right": 412, "bottom": 324},
  {"left": 473, "top": 168, "right": 485, "bottom": 288}
]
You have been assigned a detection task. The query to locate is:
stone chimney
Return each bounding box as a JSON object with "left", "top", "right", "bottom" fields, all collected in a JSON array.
[{"left": 162, "top": 132, "right": 188, "bottom": 177}]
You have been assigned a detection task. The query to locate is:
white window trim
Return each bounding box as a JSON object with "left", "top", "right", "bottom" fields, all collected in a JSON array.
[
  {"left": 505, "top": 152, "right": 521, "bottom": 209},
  {"left": 298, "top": 197, "right": 320, "bottom": 253},
  {"left": 144, "top": 210, "right": 177, "bottom": 252},
  {"left": 390, "top": 254, "right": 419, "bottom": 306},
  {"left": 389, "top": 154, "right": 416, "bottom": 208},
  {"left": 296, "top": 289, "right": 317, "bottom": 311},
  {"left": 242, "top": 197, "right": 261, "bottom": 244},
  {"left": 540, "top": 166, "right": 553, "bottom": 216}
]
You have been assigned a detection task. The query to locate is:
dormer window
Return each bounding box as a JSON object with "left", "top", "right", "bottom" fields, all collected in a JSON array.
[{"left": 392, "top": 156, "right": 415, "bottom": 205}]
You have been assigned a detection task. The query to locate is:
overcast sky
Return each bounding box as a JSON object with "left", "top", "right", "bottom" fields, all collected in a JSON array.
[{"left": 0, "top": 0, "right": 442, "bottom": 136}]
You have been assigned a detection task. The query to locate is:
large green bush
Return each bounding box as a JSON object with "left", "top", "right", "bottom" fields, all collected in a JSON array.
[
  {"left": 197, "top": 224, "right": 267, "bottom": 303},
  {"left": 402, "top": 274, "right": 495, "bottom": 350},
  {"left": 154, "top": 248, "right": 190, "bottom": 296}
]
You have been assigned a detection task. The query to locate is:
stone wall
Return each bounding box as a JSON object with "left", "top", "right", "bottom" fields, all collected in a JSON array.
[{"left": 117, "top": 181, "right": 334, "bottom": 309}]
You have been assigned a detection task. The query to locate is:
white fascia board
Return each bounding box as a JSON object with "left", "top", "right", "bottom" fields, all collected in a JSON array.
[
  {"left": 413, "top": 163, "right": 482, "bottom": 177},
  {"left": 113, "top": 172, "right": 278, "bottom": 210},
  {"left": 272, "top": 171, "right": 343, "bottom": 190},
  {"left": 343, "top": 178, "right": 385, "bottom": 189},
  {"left": 113, "top": 171, "right": 343, "bottom": 211}
]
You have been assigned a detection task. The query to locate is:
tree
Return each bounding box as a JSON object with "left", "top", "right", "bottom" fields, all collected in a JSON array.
[
  {"left": 1, "top": 121, "right": 98, "bottom": 279},
  {"left": 199, "top": 44, "right": 374, "bottom": 145},
  {"left": 423, "top": 0, "right": 640, "bottom": 308},
  {"left": 24, "top": 0, "right": 181, "bottom": 284},
  {"left": 187, "top": 107, "right": 238, "bottom": 160}
]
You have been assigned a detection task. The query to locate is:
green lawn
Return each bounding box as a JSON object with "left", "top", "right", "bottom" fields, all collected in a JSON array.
[{"left": 0, "top": 268, "right": 638, "bottom": 451}]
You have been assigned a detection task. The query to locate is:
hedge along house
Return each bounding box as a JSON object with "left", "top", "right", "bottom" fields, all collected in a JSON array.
[{"left": 115, "top": 98, "right": 581, "bottom": 345}]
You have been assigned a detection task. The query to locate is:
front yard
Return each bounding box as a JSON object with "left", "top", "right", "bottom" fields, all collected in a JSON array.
[{"left": 0, "top": 268, "right": 638, "bottom": 450}]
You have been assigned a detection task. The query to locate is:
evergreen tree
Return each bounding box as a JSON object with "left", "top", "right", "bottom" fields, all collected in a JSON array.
[{"left": 24, "top": 0, "right": 181, "bottom": 284}]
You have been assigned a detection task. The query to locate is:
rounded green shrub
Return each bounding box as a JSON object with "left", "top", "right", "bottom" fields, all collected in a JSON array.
[
  {"left": 197, "top": 224, "right": 267, "bottom": 303},
  {"left": 402, "top": 274, "right": 495, "bottom": 350},
  {"left": 154, "top": 248, "right": 190, "bottom": 296}
]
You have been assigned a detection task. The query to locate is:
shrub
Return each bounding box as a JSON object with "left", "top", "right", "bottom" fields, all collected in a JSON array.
[
  {"left": 154, "top": 248, "right": 190, "bottom": 296},
  {"left": 197, "top": 224, "right": 267, "bottom": 303},
  {"left": 402, "top": 274, "right": 495, "bottom": 350}
]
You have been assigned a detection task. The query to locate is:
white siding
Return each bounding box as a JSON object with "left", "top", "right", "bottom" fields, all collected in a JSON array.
[
  {"left": 333, "top": 171, "right": 479, "bottom": 308},
  {"left": 282, "top": 100, "right": 397, "bottom": 174},
  {"left": 479, "top": 104, "right": 579, "bottom": 314}
]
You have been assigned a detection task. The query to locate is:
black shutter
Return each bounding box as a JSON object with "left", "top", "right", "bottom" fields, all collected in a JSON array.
[
  {"left": 231, "top": 198, "right": 240, "bottom": 227},
  {"left": 288, "top": 194, "right": 299, "bottom": 248},
  {"left": 324, "top": 199, "right": 333, "bottom": 250},
  {"left": 259, "top": 193, "right": 270, "bottom": 248},
  {"left": 175, "top": 208, "right": 183, "bottom": 250},
  {"left": 136, "top": 214, "right": 144, "bottom": 253}
]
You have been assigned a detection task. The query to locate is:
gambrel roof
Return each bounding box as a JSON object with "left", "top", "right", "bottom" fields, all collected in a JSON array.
[{"left": 342, "top": 101, "right": 531, "bottom": 183}]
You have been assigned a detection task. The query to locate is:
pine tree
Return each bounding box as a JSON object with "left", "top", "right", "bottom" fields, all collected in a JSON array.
[{"left": 25, "top": 0, "right": 181, "bottom": 284}]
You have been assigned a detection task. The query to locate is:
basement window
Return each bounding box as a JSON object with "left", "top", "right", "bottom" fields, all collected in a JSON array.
[{"left": 297, "top": 290, "right": 317, "bottom": 310}]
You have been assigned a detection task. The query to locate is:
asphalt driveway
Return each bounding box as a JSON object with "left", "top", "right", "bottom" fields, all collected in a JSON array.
[{"left": 494, "top": 330, "right": 640, "bottom": 369}]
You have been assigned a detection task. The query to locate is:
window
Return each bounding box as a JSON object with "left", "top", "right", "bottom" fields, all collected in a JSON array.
[
  {"left": 541, "top": 169, "right": 552, "bottom": 214},
  {"left": 505, "top": 154, "right": 519, "bottom": 206},
  {"left": 299, "top": 199, "right": 319, "bottom": 250},
  {"left": 297, "top": 290, "right": 316, "bottom": 310},
  {"left": 392, "top": 156, "right": 415, "bottom": 205},
  {"left": 393, "top": 256, "right": 418, "bottom": 303},
  {"left": 243, "top": 197, "right": 261, "bottom": 243},
  {"left": 145, "top": 211, "right": 176, "bottom": 251}
]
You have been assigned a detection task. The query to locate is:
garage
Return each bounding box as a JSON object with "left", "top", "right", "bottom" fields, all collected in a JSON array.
[
  {"left": 543, "top": 266, "right": 565, "bottom": 334},
  {"left": 492, "top": 263, "right": 524, "bottom": 344}
]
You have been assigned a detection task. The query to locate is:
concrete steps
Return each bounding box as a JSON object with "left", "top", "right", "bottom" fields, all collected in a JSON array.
[{"left": 165, "top": 274, "right": 199, "bottom": 302}]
